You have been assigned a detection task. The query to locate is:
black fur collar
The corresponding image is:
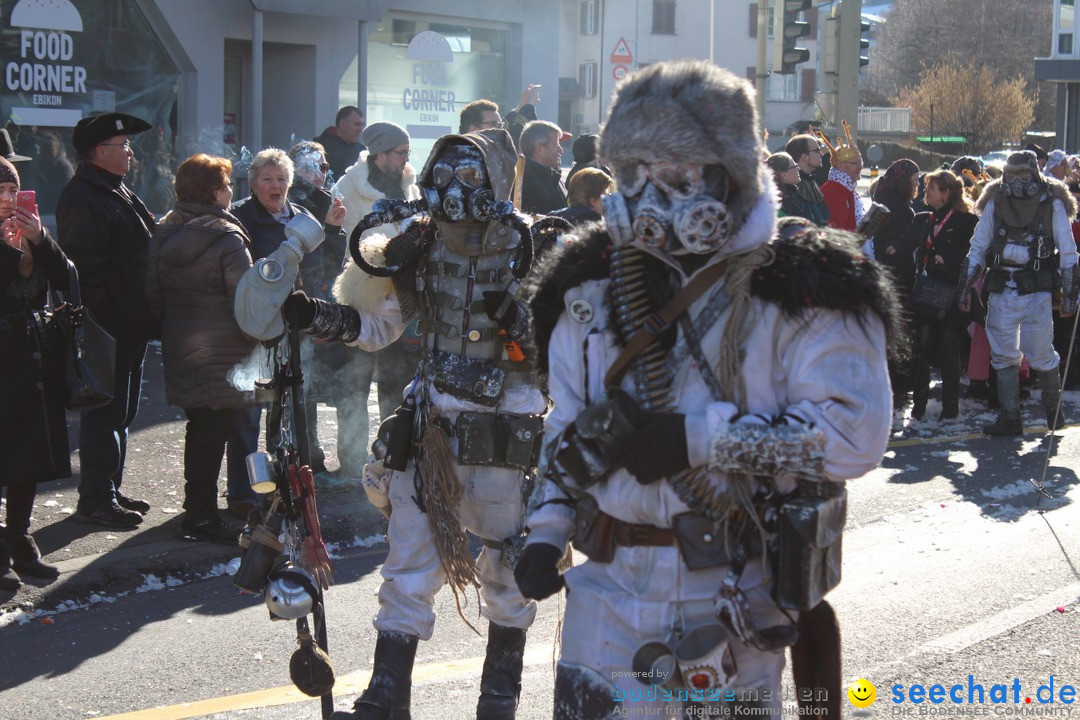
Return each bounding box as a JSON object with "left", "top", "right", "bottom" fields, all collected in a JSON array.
[{"left": 523, "top": 218, "right": 908, "bottom": 381}]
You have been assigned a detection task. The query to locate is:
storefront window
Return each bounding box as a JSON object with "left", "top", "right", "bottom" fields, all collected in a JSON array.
[
  {"left": 1, "top": 0, "right": 179, "bottom": 216},
  {"left": 360, "top": 17, "right": 508, "bottom": 169}
]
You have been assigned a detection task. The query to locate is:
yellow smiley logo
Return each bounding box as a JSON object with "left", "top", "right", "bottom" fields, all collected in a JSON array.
[{"left": 848, "top": 678, "right": 877, "bottom": 708}]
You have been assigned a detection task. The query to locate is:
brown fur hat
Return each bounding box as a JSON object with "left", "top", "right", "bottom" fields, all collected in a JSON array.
[{"left": 599, "top": 60, "right": 764, "bottom": 232}]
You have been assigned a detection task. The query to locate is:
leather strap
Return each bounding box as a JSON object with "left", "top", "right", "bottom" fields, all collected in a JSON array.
[
  {"left": 605, "top": 511, "right": 676, "bottom": 547},
  {"left": 604, "top": 259, "right": 727, "bottom": 390}
]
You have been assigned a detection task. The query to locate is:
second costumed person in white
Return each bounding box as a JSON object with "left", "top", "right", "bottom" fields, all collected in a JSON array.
[
  {"left": 515, "top": 61, "right": 902, "bottom": 718},
  {"left": 282, "top": 128, "right": 546, "bottom": 720}
]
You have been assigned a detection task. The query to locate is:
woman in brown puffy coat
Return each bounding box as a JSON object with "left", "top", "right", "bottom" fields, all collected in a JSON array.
[{"left": 147, "top": 154, "right": 256, "bottom": 543}]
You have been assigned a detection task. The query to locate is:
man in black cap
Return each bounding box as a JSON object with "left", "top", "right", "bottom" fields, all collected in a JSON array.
[
  {"left": 56, "top": 112, "right": 157, "bottom": 527},
  {"left": 0, "top": 128, "right": 31, "bottom": 163}
]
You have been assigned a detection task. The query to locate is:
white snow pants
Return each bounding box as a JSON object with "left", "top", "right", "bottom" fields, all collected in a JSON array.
[
  {"left": 556, "top": 545, "right": 787, "bottom": 718},
  {"left": 374, "top": 456, "right": 537, "bottom": 639},
  {"left": 986, "top": 287, "right": 1059, "bottom": 372}
]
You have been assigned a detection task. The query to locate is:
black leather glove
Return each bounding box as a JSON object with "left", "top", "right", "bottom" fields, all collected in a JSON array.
[
  {"left": 514, "top": 542, "right": 565, "bottom": 600},
  {"left": 613, "top": 412, "right": 689, "bottom": 484},
  {"left": 482, "top": 290, "right": 520, "bottom": 331},
  {"left": 282, "top": 290, "right": 317, "bottom": 328}
]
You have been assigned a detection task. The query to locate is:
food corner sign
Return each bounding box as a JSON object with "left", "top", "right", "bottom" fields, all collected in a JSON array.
[
  {"left": 401, "top": 31, "right": 455, "bottom": 139},
  {"left": 4, "top": 0, "right": 86, "bottom": 127}
]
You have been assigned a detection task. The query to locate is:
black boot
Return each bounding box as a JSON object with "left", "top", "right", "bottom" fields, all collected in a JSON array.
[
  {"left": 8, "top": 533, "right": 59, "bottom": 579},
  {"left": 330, "top": 631, "right": 418, "bottom": 720},
  {"left": 983, "top": 366, "right": 1023, "bottom": 436},
  {"left": 476, "top": 623, "right": 527, "bottom": 720},
  {"left": 911, "top": 385, "right": 928, "bottom": 420},
  {"left": 1037, "top": 369, "right": 1066, "bottom": 430},
  {"left": 0, "top": 538, "right": 22, "bottom": 592}
]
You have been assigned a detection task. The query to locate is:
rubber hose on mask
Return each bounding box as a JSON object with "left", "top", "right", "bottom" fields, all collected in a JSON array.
[{"left": 348, "top": 198, "right": 429, "bottom": 275}]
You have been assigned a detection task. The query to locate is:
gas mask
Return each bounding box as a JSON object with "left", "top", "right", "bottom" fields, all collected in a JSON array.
[
  {"left": 421, "top": 144, "right": 497, "bottom": 222},
  {"left": 602, "top": 161, "right": 732, "bottom": 255},
  {"left": 1002, "top": 170, "right": 1041, "bottom": 200}
]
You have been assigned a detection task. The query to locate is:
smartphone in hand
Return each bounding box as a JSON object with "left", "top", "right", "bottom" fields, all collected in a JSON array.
[{"left": 16, "top": 190, "right": 35, "bottom": 215}]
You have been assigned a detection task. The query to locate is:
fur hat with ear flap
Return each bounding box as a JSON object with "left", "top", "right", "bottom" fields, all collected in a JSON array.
[
  {"left": 599, "top": 60, "right": 766, "bottom": 233},
  {"left": 1004, "top": 150, "right": 1040, "bottom": 177}
]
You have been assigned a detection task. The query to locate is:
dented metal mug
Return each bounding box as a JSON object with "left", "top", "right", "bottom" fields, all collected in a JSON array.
[
  {"left": 673, "top": 623, "right": 737, "bottom": 693},
  {"left": 631, "top": 641, "right": 679, "bottom": 687},
  {"left": 246, "top": 451, "right": 279, "bottom": 494}
]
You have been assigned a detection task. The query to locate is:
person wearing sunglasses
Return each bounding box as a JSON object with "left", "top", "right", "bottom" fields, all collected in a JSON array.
[
  {"left": 328, "top": 122, "right": 422, "bottom": 490},
  {"left": 782, "top": 133, "right": 830, "bottom": 226}
]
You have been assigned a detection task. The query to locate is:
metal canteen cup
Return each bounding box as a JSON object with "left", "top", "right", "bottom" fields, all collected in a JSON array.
[
  {"left": 246, "top": 451, "right": 279, "bottom": 494},
  {"left": 631, "top": 641, "right": 679, "bottom": 687},
  {"left": 254, "top": 377, "right": 278, "bottom": 404},
  {"left": 673, "top": 623, "right": 737, "bottom": 693}
]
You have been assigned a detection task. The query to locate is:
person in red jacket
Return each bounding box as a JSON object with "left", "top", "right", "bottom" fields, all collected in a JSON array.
[{"left": 818, "top": 120, "right": 864, "bottom": 231}]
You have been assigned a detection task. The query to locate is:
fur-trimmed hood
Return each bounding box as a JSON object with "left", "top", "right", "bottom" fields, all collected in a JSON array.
[
  {"left": 974, "top": 175, "right": 1077, "bottom": 219},
  {"left": 524, "top": 214, "right": 907, "bottom": 379}
]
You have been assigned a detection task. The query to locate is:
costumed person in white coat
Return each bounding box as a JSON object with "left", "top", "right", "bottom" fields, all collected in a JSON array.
[
  {"left": 515, "top": 60, "right": 901, "bottom": 719},
  {"left": 281, "top": 128, "right": 549, "bottom": 720},
  {"left": 959, "top": 150, "right": 1078, "bottom": 436}
]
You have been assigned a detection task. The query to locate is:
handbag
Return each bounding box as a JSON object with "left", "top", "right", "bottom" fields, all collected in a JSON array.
[
  {"left": 909, "top": 271, "right": 956, "bottom": 321},
  {"left": 51, "top": 261, "right": 116, "bottom": 411}
]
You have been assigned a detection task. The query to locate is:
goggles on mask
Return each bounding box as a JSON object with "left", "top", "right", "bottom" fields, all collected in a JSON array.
[
  {"left": 421, "top": 144, "right": 498, "bottom": 222},
  {"left": 604, "top": 161, "right": 732, "bottom": 256},
  {"left": 431, "top": 161, "right": 487, "bottom": 190},
  {"left": 1003, "top": 171, "right": 1041, "bottom": 199}
]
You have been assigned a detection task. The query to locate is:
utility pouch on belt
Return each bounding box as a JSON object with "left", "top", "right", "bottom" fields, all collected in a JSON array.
[
  {"left": 429, "top": 349, "right": 505, "bottom": 406},
  {"left": 456, "top": 412, "right": 544, "bottom": 471},
  {"left": 772, "top": 483, "right": 847, "bottom": 611},
  {"left": 372, "top": 395, "right": 417, "bottom": 472},
  {"left": 672, "top": 512, "right": 755, "bottom": 571},
  {"left": 572, "top": 495, "right": 616, "bottom": 562},
  {"left": 985, "top": 268, "right": 1009, "bottom": 294},
  {"left": 1013, "top": 267, "right": 1056, "bottom": 295},
  {"left": 554, "top": 391, "right": 641, "bottom": 489}
]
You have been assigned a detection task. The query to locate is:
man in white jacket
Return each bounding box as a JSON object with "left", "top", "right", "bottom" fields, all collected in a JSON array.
[
  {"left": 327, "top": 122, "right": 422, "bottom": 484},
  {"left": 515, "top": 61, "right": 900, "bottom": 719}
]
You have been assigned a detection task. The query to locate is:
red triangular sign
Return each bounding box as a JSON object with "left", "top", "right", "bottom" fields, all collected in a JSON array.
[{"left": 610, "top": 37, "right": 633, "bottom": 64}]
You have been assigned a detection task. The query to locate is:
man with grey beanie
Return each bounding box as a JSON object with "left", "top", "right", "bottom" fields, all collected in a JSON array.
[
  {"left": 517, "top": 60, "right": 899, "bottom": 718},
  {"left": 327, "top": 122, "right": 422, "bottom": 488}
]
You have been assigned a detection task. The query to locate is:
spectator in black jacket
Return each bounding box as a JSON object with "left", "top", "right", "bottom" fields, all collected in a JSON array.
[
  {"left": 56, "top": 113, "right": 156, "bottom": 529},
  {"left": 314, "top": 106, "right": 366, "bottom": 183},
  {"left": 520, "top": 120, "right": 566, "bottom": 215},
  {"left": 565, "top": 133, "right": 610, "bottom": 186}
]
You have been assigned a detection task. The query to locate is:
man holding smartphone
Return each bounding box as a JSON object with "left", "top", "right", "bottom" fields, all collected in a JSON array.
[{"left": 56, "top": 112, "right": 156, "bottom": 528}]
